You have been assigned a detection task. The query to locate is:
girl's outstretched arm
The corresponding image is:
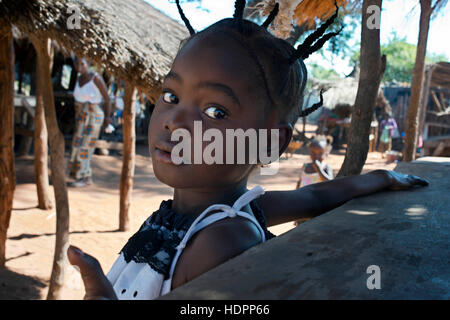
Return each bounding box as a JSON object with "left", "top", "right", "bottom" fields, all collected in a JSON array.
[{"left": 258, "top": 170, "right": 429, "bottom": 227}]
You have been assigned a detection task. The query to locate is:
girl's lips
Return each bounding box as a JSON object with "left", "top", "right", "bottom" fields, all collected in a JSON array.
[{"left": 154, "top": 148, "right": 174, "bottom": 164}]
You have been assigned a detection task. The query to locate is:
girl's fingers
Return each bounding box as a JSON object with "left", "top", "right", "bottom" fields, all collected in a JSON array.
[
  {"left": 410, "top": 175, "right": 429, "bottom": 186},
  {"left": 67, "top": 246, "right": 116, "bottom": 299}
]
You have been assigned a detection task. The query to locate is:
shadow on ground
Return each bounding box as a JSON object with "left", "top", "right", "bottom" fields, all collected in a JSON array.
[{"left": 0, "top": 267, "right": 46, "bottom": 300}]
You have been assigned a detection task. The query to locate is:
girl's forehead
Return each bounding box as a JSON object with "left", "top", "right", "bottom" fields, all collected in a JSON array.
[
  {"left": 310, "top": 144, "right": 326, "bottom": 152},
  {"left": 171, "top": 34, "right": 258, "bottom": 88}
]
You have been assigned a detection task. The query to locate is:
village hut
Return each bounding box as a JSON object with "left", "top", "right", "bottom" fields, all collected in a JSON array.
[
  {"left": 420, "top": 62, "right": 450, "bottom": 156},
  {"left": 382, "top": 61, "right": 450, "bottom": 156},
  {"left": 0, "top": 0, "right": 188, "bottom": 299}
]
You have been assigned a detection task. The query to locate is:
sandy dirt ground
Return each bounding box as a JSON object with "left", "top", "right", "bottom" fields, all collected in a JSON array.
[{"left": 1, "top": 124, "right": 396, "bottom": 300}]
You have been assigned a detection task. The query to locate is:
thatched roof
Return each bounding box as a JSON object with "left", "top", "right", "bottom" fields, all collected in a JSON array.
[
  {"left": 0, "top": 0, "right": 189, "bottom": 101},
  {"left": 309, "top": 77, "right": 359, "bottom": 110},
  {"left": 430, "top": 62, "right": 450, "bottom": 90},
  {"left": 253, "top": 0, "right": 356, "bottom": 39},
  {"left": 293, "top": 0, "right": 357, "bottom": 27}
]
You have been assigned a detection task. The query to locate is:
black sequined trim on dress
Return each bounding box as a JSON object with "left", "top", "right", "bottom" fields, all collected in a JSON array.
[{"left": 120, "top": 199, "right": 275, "bottom": 279}]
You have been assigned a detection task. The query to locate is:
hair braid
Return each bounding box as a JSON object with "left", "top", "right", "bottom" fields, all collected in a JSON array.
[
  {"left": 234, "top": 0, "right": 246, "bottom": 29},
  {"left": 261, "top": 3, "right": 279, "bottom": 29},
  {"left": 300, "top": 27, "right": 343, "bottom": 60},
  {"left": 289, "top": 1, "right": 340, "bottom": 64},
  {"left": 299, "top": 89, "right": 324, "bottom": 117},
  {"left": 176, "top": 0, "right": 196, "bottom": 36}
]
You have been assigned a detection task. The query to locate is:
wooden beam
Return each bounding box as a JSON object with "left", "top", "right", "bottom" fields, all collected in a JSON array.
[
  {"left": 432, "top": 141, "right": 446, "bottom": 156},
  {"left": 0, "top": 25, "right": 16, "bottom": 267},
  {"left": 425, "top": 122, "right": 450, "bottom": 129},
  {"left": 14, "top": 126, "right": 34, "bottom": 137},
  {"left": 21, "top": 97, "right": 35, "bottom": 118},
  {"left": 31, "top": 35, "right": 70, "bottom": 300},
  {"left": 119, "top": 83, "right": 137, "bottom": 231},
  {"left": 439, "top": 92, "right": 446, "bottom": 110},
  {"left": 430, "top": 90, "right": 444, "bottom": 112}
]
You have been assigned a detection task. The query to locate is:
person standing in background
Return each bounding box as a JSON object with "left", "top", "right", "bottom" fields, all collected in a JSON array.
[{"left": 68, "top": 57, "right": 112, "bottom": 187}]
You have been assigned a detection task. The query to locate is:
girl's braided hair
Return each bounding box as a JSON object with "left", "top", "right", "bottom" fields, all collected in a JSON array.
[{"left": 174, "top": 0, "right": 342, "bottom": 125}]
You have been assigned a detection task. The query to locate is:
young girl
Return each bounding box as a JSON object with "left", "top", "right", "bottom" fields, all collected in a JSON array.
[
  {"left": 296, "top": 136, "right": 334, "bottom": 190},
  {"left": 294, "top": 136, "right": 333, "bottom": 226},
  {"left": 67, "top": 1, "right": 428, "bottom": 300}
]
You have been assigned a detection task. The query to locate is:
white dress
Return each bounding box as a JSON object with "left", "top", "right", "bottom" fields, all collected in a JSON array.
[
  {"left": 106, "top": 186, "right": 271, "bottom": 300},
  {"left": 73, "top": 74, "right": 103, "bottom": 105}
]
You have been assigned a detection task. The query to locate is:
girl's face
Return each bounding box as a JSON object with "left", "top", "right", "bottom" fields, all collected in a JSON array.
[
  {"left": 75, "top": 59, "right": 89, "bottom": 75},
  {"left": 309, "top": 145, "right": 326, "bottom": 162},
  {"left": 148, "top": 33, "right": 282, "bottom": 189}
]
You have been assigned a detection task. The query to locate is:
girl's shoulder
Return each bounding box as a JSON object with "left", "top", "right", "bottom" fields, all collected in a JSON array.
[{"left": 171, "top": 216, "right": 261, "bottom": 289}]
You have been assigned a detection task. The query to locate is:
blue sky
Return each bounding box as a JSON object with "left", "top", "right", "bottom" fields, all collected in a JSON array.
[{"left": 145, "top": 0, "right": 449, "bottom": 76}]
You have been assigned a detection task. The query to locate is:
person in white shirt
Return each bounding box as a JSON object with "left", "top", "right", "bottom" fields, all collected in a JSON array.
[{"left": 68, "top": 57, "right": 112, "bottom": 187}]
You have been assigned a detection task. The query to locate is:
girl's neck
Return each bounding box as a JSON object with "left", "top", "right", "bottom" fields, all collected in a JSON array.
[{"left": 172, "top": 180, "right": 248, "bottom": 219}]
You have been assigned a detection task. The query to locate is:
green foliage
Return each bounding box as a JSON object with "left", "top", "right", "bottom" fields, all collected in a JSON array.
[
  {"left": 350, "top": 34, "right": 448, "bottom": 84},
  {"left": 307, "top": 63, "right": 340, "bottom": 80}
]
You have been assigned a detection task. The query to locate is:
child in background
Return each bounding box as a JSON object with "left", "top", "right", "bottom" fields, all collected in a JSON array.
[
  {"left": 67, "top": 1, "right": 428, "bottom": 300},
  {"left": 294, "top": 136, "right": 334, "bottom": 226},
  {"left": 296, "top": 136, "right": 334, "bottom": 189},
  {"left": 378, "top": 112, "right": 398, "bottom": 158}
]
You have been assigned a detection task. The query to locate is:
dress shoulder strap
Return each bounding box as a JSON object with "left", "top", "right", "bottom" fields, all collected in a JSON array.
[{"left": 160, "top": 186, "right": 266, "bottom": 295}]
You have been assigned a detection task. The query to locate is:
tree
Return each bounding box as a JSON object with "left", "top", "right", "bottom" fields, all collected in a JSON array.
[
  {"left": 403, "top": 0, "right": 448, "bottom": 162},
  {"left": 337, "top": 0, "right": 386, "bottom": 177},
  {"left": 0, "top": 25, "right": 16, "bottom": 267}
]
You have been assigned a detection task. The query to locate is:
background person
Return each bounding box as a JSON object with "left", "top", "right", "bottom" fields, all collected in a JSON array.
[{"left": 68, "top": 57, "right": 112, "bottom": 187}]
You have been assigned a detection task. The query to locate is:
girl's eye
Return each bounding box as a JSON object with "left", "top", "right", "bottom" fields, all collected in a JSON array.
[
  {"left": 162, "top": 91, "right": 179, "bottom": 104},
  {"left": 204, "top": 106, "right": 228, "bottom": 120}
]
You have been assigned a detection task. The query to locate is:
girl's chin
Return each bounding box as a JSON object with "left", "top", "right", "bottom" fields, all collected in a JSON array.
[
  {"left": 152, "top": 163, "right": 241, "bottom": 190},
  {"left": 152, "top": 163, "right": 201, "bottom": 188}
]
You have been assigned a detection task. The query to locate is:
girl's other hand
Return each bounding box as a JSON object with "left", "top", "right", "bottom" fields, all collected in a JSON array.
[
  {"left": 67, "top": 245, "right": 118, "bottom": 300},
  {"left": 382, "top": 170, "right": 429, "bottom": 191}
]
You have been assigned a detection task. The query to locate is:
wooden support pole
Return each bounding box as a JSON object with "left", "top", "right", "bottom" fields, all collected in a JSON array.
[
  {"left": 119, "top": 83, "right": 137, "bottom": 231},
  {"left": 31, "top": 36, "right": 70, "bottom": 299},
  {"left": 418, "top": 66, "right": 434, "bottom": 146},
  {"left": 34, "top": 62, "right": 53, "bottom": 210},
  {"left": 403, "top": 0, "right": 433, "bottom": 162},
  {"left": 0, "top": 26, "right": 16, "bottom": 267}
]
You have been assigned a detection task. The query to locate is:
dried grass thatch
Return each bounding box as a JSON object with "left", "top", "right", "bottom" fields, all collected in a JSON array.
[
  {"left": 310, "top": 75, "right": 383, "bottom": 111},
  {"left": 254, "top": 0, "right": 357, "bottom": 39},
  {"left": 0, "top": 0, "right": 189, "bottom": 101}
]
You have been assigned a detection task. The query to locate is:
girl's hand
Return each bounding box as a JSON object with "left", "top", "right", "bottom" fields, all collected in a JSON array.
[
  {"left": 103, "top": 116, "right": 113, "bottom": 128},
  {"left": 382, "top": 170, "right": 429, "bottom": 191},
  {"left": 67, "top": 245, "right": 118, "bottom": 300},
  {"left": 312, "top": 160, "right": 322, "bottom": 173}
]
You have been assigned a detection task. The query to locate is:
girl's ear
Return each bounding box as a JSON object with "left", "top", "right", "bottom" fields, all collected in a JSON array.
[{"left": 278, "top": 123, "right": 293, "bottom": 156}]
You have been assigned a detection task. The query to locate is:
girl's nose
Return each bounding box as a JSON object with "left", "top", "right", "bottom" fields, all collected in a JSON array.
[{"left": 163, "top": 105, "right": 198, "bottom": 134}]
